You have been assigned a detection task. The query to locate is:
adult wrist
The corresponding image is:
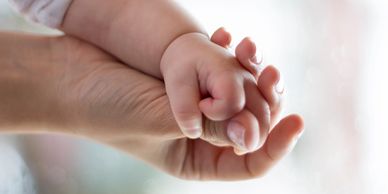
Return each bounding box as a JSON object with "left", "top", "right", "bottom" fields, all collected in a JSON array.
[{"left": 0, "top": 32, "right": 69, "bottom": 134}]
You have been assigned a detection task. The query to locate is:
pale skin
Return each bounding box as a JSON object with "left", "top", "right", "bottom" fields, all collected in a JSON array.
[
  {"left": 0, "top": 31, "right": 303, "bottom": 180},
  {"left": 61, "top": 0, "right": 290, "bottom": 154}
]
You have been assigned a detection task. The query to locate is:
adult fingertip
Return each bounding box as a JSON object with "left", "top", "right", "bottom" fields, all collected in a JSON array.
[
  {"left": 267, "top": 114, "right": 304, "bottom": 159},
  {"left": 285, "top": 114, "right": 304, "bottom": 149},
  {"left": 288, "top": 114, "right": 304, "bottom": 132},
  {"left": 286, "top": 125, "right": 304, "bottom": 154}
]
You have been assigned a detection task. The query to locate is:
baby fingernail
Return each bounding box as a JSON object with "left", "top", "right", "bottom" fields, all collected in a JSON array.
[
  {"left": 275, "top": 76, "right": 284, "bottom": 94},
  {"left": 250, "top": 55, "right": 259, "bottom": 64},
  {"left": 249, "top": 42, "right": 263, "bottom": 63},
  {"left": 227, "top": 122, "right": 246, "bottom": 150},
  {"left": 180, "top": 119, "right": 202, "bottom": 139},
  {"left": 234, "top": 148, "right": 248, "bottom": 156},
  {"left": 250, "top": 52, "right": 263, "bottom": 64}
]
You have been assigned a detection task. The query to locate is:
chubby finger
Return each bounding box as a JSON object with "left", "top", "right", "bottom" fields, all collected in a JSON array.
[
  {"left": 164, "top": 69, "right": 203, "bottom": 139},
  {"left": 210, "top": 27, "right": 232, "bottom": 48},
  {"left": 257, "top": 65, "right": 284, "bottom": 126},
  {"left": 199, "top": 73, "right": 245, "bottom": 121},
  {"left": 243, "top": 79, "right": 271, "bottom": 150},
  {"left": 235, "top": 37, "right": 263, "bottom": 79}
]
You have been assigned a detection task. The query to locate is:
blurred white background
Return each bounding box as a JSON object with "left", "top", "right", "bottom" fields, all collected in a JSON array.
[{"left": 1, "top": 0, "right": 388, "bottom": 194}]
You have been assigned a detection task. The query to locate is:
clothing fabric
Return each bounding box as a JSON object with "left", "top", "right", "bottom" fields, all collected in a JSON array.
[{"left": 9, "top": 0, "right": 72, "bottom": 28}]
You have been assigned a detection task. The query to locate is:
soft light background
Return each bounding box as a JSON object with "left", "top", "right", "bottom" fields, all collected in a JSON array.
[{"left": 1, "top": 0, "right": 388, "bottom": 194}]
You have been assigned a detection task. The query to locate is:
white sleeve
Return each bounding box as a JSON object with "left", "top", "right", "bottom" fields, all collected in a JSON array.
[{"left": 8, "top": 0, "right": 73, "bottom": 28}]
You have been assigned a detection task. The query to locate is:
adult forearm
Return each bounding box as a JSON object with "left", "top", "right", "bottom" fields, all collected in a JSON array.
[
  {"left": 0, "top": 32, "right": 67, "bottom": 133},
  {"left": 62, "top": 0, "right": 207, "bottom": 79}
]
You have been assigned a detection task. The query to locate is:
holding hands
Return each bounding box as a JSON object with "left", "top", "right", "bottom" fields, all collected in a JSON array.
[
  {"left": 2, "top": 0, "right": 304, "bottom": 181},
  {"left": 162, "top": 28, "right": 288, "bottom": 156}
]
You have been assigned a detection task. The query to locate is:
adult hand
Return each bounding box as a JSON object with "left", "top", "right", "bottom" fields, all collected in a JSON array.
[{"left": 0, "top": 32, "right": 303, "bottom": 180}]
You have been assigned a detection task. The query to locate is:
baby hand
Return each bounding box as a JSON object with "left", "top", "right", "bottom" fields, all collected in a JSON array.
[
  {"left": 212, "top": 28, "right": 283, "bottom": 127},
  {"left": 161, "top": 32, "right": 246, "bottom": 138},
  {"left": 161, "top": 29, "right": 283, "bottom": 154},
  {"left": 211, "top": 28, "right": 284, "bottom": 154}
]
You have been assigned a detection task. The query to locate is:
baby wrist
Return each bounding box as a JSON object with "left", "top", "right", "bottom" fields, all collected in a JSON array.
[{"left": 160, "top": 32, "right": 209, "bottom": 77}]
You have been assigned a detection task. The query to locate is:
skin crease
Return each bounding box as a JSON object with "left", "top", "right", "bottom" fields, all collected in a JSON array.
[{"left": 0, "top": 31, "right": 303, "bottom": 181}]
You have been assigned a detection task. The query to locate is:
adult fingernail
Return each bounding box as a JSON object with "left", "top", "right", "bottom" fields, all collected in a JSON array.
[
  {"left": 275, "top": 75, "right": 284, "bottom": 94},
  {"left": 227, "top": 122, "right": 247, "bottom": 150}
]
